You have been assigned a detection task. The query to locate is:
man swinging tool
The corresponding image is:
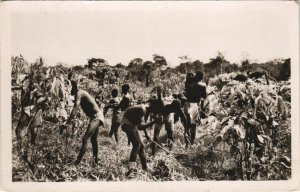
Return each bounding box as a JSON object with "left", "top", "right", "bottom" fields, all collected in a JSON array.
[
  {"left": 147, "top": 86, "right": 188, "bottom": 155},
  {"left": 121, "top": 104, "right": 161, "bottom": 176},
  {"left": 66, "top": 81, "right": 105, "bottom": 165}
]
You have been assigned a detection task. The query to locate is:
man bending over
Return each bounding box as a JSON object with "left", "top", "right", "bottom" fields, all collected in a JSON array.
[{"left": 67, "top": 81, "right": 105, "bottom": 165}]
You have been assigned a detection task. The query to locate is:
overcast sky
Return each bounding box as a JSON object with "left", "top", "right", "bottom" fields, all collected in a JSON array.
[{"left": 10, "top": 1, "right": 298, "bottom": 67}]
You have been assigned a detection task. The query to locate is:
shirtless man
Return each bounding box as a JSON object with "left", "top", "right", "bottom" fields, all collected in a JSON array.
[
  {"left": 66, "top": 81, "right": 105, "bottom": 165},
  {"left": 119, "top": 84, "right": 133, "bottom": 111},
  {"left": 184, "top": 71, "right": 207, "bottom": 145},
  {"left": 172, "top": 93, "right": 187, "bottom": 124},
  {"left": 103, "top": 88, "right": 121, "bottom": 143},
  {"left": 121, "top": 104, "right": 160, "bottom": 175},
  {"left": 105, "top": 84, "right": 133, "bottom": 143},
  {"left": 147, "top": 87, "right": 187, "bottom": 154}
]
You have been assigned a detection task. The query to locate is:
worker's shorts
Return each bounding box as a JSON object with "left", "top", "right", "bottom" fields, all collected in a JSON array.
[
  {"left": 93, "top": 110, "right": 105, "bottom": 124},
  {"left": 183, "top": 102, "right": 200, "bottom": 124}
]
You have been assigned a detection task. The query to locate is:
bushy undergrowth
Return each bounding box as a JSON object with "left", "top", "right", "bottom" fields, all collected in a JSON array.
[
  {"left": 12, "top": 119, "right": 199, "bottom": 181},
  {"left": 12, "top": 73, "right": 291, "bottom": 181},
  {"left": 12, "top": 112, "right": 291, "bottom": 181}
]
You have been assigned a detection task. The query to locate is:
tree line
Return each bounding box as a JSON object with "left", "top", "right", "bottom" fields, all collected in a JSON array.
[{"left": 12, "top": 53, "right": 291, "bottom": 88}]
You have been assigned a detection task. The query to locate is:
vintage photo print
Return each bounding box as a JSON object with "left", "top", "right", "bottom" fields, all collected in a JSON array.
[{"left": 0, "top": 1, "right": 299, "bottom": 191}]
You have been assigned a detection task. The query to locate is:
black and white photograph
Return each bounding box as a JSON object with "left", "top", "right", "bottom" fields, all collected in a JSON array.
[{"left": 0, "top": 1, "right": 299, "bottom": 191}]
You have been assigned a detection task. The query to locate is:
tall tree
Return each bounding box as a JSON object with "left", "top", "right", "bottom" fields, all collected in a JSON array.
[
  {"left": 87, "top": 58, "right": 107, "bottom": 69},
  {"left": 115, "top": 62, "right": 125, "bottom": 69},
  {"left": 127, "top": 58, "right": 144, "bottom": 82},
  {"left": 128, "top": 58, "right": 143, "bottom": 68},
  {"left": 206, "top": 51, "right": 228, "bottom": 78},
  {"left": 153, "top": 54, "right": 167, "bottom": 69},
  {"left": 192, "top": 60, "right": 204, "bottom": 72}
]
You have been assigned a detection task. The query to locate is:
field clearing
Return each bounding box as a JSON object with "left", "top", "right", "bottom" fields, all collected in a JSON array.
[
  {"left": 11, "top": 55, "right": 292, "bottom": 181},
  {"left": 12, "top": 116, "right": 211, "bottom": 181},
  {"left": 12, "top": 96, "right": 291, "bottom": 182}
]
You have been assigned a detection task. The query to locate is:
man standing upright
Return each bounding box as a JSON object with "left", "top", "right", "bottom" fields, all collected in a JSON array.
[
  {"left": 103, "top": 88, "right": 121, "bottom": 143},
  {"left": 184, "top": 71, "right": 207, "bottom": 146},
  {"left": 119, "top": 84, "right": 133, "bottom": 111},
  {"left": 105, "top": 84, "right": 133, "bottom": 142}
]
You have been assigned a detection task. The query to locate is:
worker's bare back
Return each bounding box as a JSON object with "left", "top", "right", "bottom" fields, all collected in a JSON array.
[{"left": 75, "top": 90, "right": 101, "bottom": 118}]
